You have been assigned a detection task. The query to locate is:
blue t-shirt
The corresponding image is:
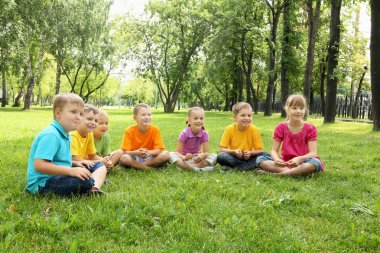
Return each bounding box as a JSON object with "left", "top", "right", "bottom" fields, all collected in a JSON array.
[{"left": 26, "top": 120, "right": 72, "bottom": 194}]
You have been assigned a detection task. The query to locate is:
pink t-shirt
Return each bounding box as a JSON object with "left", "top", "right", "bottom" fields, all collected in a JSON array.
[
  {"left": 178, "top": 127, "right": 209, "bottom": 155},
  {"left": 274, "top": 122, "right": 323, "bottom": 168}
]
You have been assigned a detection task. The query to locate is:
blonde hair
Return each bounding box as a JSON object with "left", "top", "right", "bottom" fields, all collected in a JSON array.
[
  {"left": 232, "top": 102, "right": 252, "bottom": 115},
  {"left": 53, "top": 93, "right": 84, "bottom": 119},
  {"left": 133, "top": 103, "right": 149, "bottom": 115},
  {"left": 98, "top": 109, "right": 108, "bottom": 118},
  {"left": 186, "top": 106, "right": 205, "bottom": 129},
  {"left": 284, "top": 94, "right": 308, "bottom": 116}
]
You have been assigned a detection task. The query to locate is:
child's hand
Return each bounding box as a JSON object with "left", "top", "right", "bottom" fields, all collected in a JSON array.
[
  {"left": 101, "top": 156, "right": 113, "bottom": 169},
  {"left": 79, "top": 160, "right": 93, "bottom": 168},
  {"left": 185, "top": 153, "right": 193, "bottom": 160},
  {"left": 274, "top": 159, "right": 287, "bottom": 167},
  {"left": 234, "top": 149, "right": 243, "bottom": 159},
  {"left": 286, "top": 157, "right": 302, "bottom": 168},
  {"left": 70, "top": 167, "right": 91, "bottom": 180},
  {"left": 194, "top": 153, "right": 205, "bottom": 163},
  {"left": 138, "top": 148, "right": 148, "bottom": 158},
  {"left": 243, "top": 150, "right": 251, "bottom": 160}
]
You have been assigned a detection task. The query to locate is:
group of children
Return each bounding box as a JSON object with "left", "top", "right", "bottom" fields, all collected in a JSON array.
[{"left": 26, "top": 93, "right": 324, "bottom": 196}]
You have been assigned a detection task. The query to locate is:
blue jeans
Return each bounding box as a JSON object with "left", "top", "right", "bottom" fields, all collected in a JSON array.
[
  {"left": 38, "top": 162, "right": 104, "bottom": 196},
  {"left": 217, "top": 152, "right": 269, "bottom": 171}
]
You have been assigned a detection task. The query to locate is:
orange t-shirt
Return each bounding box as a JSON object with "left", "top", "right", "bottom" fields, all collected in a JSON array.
[{"left": 120, "top": 124, "right": 165, "bottom": 151}]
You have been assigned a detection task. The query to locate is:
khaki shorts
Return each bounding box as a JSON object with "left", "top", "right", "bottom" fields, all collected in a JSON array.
[{"left": 169, "top": 152, "right": 217, "bottom": 166}]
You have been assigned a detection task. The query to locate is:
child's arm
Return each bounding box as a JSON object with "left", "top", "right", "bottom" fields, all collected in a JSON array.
[
  {"left": 195, "top": 142, "right": 209, "bottom": 163},
  {"left": 34, "top": 159, "right": 91, "bottom": 180},
  {"left": 286, "top": 141, "right": 318, "bottom": 167},
  {"left": 270, "top": 140, "right": 286, "bottom": 167},
  {"left": 219, "top": 147, "right": 243, "bottom": 159},
  {"left": 175, "top": 141, "right": 192, "bottom": 160}
]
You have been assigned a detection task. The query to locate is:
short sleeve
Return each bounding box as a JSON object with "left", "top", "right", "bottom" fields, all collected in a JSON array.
[
  {"left": 34, "top": 134, "right": 60, "bottom": 161},
  {"left": 103, "top": 134, "right": 111, "bottom": 155},
  {"left": 86, "top": 133, "right": 97, "bottom": 155},
  {"left": 202, "top": 130, "right": 209, "bottom": 143},
  {"left": 121, "top": 129, "right": 132, "bottom": 151},
  {"left": 307, "top": 124, "right": 318, "bottom": 141},
  {"left": 178, "top": 129, "right": 187, "bottom": 143},
  {"left": 273, "top": 123, "right": 284, "bottom": 142}
]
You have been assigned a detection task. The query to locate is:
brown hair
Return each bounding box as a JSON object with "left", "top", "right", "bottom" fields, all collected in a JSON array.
[
  {"left": 53, "top": 93, "right": 84, "bottom": 119},
  {"left": 133, "top": 103, "right": 149, "bottom": 115},
  {"left": 186, "top": 106, "right": 205, "bottom": 129},
  {"left": 284, "top": 94, "right": 308, "bottom": 117},
  {"left": 232, "top": 102, "right": 252, "bottom": 115},
  {"left": 83, "top": 104, "right": 99, "bottom": 115}
]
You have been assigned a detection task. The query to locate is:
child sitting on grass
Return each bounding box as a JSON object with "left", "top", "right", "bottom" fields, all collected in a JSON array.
[
  {"left": 93, "top": 109, "right": 123, "bottom": 168},
  {"left": 217, "top": 102, "right": 268, "bottom": 171},
  {"left": 70, "top": 104, "right": 109, "bottom": 194},
  {"left": 26, "top": 93, "right": 104, "bottom": 196},
  {"left": 169, "top": 107, "right": 217, "bottom": 171},
  {"left": 119, "top": 103, "right": 170, "bottom": 170},
  {"left": 256, "top": 94, "right": 324, "bottom": 175}
]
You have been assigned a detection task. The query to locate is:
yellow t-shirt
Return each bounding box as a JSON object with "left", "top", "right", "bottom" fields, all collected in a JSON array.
[
  {"left": 219, "top": 123, "right": 263, "bottom": 151},
  {"left": 70, "top": 130, "right": 97, "bottom": 159},
  {"left": 121, "top": 125, "right": 165, "bottom": 151}
]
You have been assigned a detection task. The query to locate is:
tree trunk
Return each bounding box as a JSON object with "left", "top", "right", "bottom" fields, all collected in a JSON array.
[
  {"left": 55, "top": 60, "right": 61, "bottom": 94},
  {"left": 352, "top": 68, "right": 367, "bottom": 119},
  {"left": 319, "top": 54, "right": 327, "bottom": 116},
  {"left": 304, "top": 0, "right": 321, "bottom": 107},
  {"left": 371, "top": 0, "right": 380, "bottom": 130},
  {"left": 280, "top": 0, "right": 290, "bottom": 118},
  {"left": 264, "top": 2, "right": 281, "bottom": 116},
  {"left": 1, "top": 69, "right": 6, "bottom": 107},
  {"left": 324, "top": 0, "right": 342, "bottom": 124}
]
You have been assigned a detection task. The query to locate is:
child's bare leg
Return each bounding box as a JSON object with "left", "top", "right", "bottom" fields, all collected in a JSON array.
[
  {"left": 144, "top": 151, "right": 170, "bottom": 168},
  {"left": 278, "top": 163, "right": 316, "bottom": 176},
  {"left": 120, "top": 154, "right": 149, "bottom": 170},
  {"left": 195, "top": 160, "right": 210, "bottom": 168},
  {"left": 110, "top": 149, "right": 124, "bottom": 165},
  {"left": 91, "top": 166, "right": 107, "bottom": 189},
  {"left": 174, "top": 159, "right": 194, "bottom": 170},
  {"left": 259, "top": 161, "right": 287, "bottom": 173}
]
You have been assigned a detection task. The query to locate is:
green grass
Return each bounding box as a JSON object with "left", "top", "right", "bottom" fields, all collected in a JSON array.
[{"left": 1, "top": 107, "right": 379, "bottom": 252}]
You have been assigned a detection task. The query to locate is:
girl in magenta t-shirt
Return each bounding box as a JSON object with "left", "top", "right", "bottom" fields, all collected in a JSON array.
[
  {"left": 256, "top": 94, "right": 324, "bottom": 176},
  {"left": 169, "top": 107, "right": 217, "bottom": 171}
]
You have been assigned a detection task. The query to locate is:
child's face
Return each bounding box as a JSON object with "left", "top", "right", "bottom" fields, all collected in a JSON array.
[
  {"left": 188, "top": 110, "right": 204, "bottom": 132},
  {"left": 133, "top": 107, "right": 151, "bottom": 127},
  {"left": 234, "top": 108, "right": 252, "bottom": 129},
  {"left": 55, "top": 103, "right": 83, "bottom": 133},
  {"left": 78, "top": 110, "right": 97, "bottom": 133},
  {"left": 94, "top": 113, "right": 109, "bottom": 136},
  {"left": 287, "top": 105, "right": 305, "bottom": 121}
]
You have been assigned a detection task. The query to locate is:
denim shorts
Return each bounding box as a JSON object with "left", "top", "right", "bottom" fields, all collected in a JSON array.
[
  {"left": 256, "top": 154, "right": 323, "bottom": 172},
  {"left": 88, "top": 161, "right": 105, "bottom": 173}
]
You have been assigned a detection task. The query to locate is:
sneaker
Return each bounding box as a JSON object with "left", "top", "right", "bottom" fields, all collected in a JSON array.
[
  {"left": 193, "top": 167, "right": 201, "bottom": 171},
  {"left": 89, "top": 186, "right": 104, "bottom": 196},
  {"left": 200, "top": 166, "right": 214, "bottom": 172}
]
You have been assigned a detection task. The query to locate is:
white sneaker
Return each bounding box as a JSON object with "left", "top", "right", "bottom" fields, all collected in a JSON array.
[
  {"left": 200, "top": 166, "right": 214, "bottom": 172},
  {"left": 193, "top": 167, "right": 201, "bottom": 171}
]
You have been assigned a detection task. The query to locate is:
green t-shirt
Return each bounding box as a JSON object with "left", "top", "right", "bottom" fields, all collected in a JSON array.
[{"left": 94, "top": 133, "right": 111, "bottom": 157}]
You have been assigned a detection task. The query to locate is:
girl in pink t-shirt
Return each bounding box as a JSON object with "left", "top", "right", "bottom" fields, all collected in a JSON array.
[
  {"left": 256, "top": 94, "right": 324, "bottom": 176},
  {"left": 169, "top": 107, "right": 217, "bottom": 171}
]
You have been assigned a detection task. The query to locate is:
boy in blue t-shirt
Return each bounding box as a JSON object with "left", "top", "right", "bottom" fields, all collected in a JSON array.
[{"left": 26, "top": 93, "right": 106, "bottom": 196}]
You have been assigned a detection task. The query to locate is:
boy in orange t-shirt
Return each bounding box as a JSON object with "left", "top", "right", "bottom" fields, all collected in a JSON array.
[{"left": 120, "top": 103, "right": 170, "bottom": 170}]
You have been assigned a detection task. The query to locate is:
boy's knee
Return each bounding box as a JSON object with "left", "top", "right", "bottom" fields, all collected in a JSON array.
[
  {"left": 120, "top": 154, "right": 132, "bottom": 165},
  {"left": 159, "top": 150, "right": 170, "bottom": 161},
  {"left": 217, "top": 152, "right": 231, "bottom": 162}
]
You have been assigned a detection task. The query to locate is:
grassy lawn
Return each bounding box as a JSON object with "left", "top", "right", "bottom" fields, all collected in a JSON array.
[{"left": 1, "top": 107, "right": 379, "bottom": 252}]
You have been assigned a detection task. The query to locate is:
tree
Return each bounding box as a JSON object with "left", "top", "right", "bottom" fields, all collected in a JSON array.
[
  {"left": 324, "top": 0, "right": 342, "bottom": 124},
  {"left": 264, "top": 0, "right": 283, "bottom": 116},
  {"left": 133, "top": 0, "right": 210, "bottom": 112},
  {"left": 371, "top": 0, "right": 380, "bottom": 130},
  {"left": 303, "top": 0, "right": 321, "bottom": 108}
]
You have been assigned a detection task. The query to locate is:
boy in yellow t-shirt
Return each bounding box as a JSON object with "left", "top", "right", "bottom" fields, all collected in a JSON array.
[
  {"left": 217, "top": 102, "right": 268, "bottom": 171},
  {"left": 70, "top": 104, "right": 109, "bottom": 194},
  {"left": 119, "top": 103, "right": 170, "bottom": 170}
]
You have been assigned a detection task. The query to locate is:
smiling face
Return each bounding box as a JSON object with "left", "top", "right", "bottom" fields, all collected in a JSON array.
[
  {"left": 287, "top": 105, "right": 306, "bottom": 121},
  {"left": 93, "top": 112, "right": 109, "bottom": 138},
  {"left": 133, "top": 106, "right": 152, "bottom": 129},
  {"left": 55, "top": 102, "right": 83, "bottom": 133},
  {"left": 234, "top": 108, "right": 252, "bottom": 130},
  {"left": 77, "top": 110, "right": 97, "bottom": 136},
  {"left": 188, "top": 109, "right": 204, "bottom": 134}
]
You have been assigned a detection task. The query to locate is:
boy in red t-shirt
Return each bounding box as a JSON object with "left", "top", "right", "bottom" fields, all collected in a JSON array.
[{"left": 119, "top": 103, "right": 170, "bottom": 170}]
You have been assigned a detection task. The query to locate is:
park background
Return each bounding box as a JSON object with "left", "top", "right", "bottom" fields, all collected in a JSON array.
[{"left": 1, "top": 0, "right": 380, "bottom": 252}]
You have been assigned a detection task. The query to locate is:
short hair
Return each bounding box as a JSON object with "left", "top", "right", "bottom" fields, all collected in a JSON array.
[
  {"left": 83, "top": 104, "right": 99, "bottom": 115},
  {"left": 53, "top": 93, "right": 84, "bottom": 119},
  {"left": 232, "top": 102, "right": 252, "bottom": 115},
  {"left": 133, "top": 103, "right": 149, "bottom": 115},
  {"left": 284, "top": 94, "right": 308, "bottom": 111},
  {"left": 97, "top": 109, "right": 108, "bottom": 118}
]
